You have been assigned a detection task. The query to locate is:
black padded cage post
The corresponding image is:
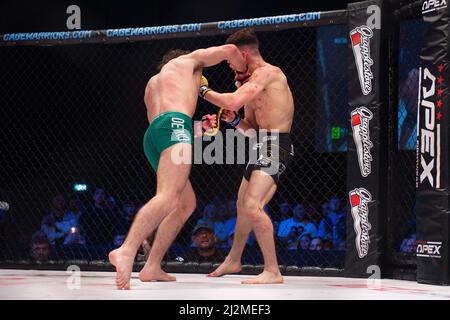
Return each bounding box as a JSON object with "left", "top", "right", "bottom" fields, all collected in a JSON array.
[
  {"left": 386, "top": 0, "right": 450, "bottom": 285},
  {"left": 0, "top": 10, "right": 352, "bottom": 277},
  {"left": 386, "top": 0, "right": 422, "bottom": 281},
  {"left": 344, "top": 0, "right": 392, "bottom": 278},
  {"left": 415, "top": 0, "right": 450, "bottom": 285}
]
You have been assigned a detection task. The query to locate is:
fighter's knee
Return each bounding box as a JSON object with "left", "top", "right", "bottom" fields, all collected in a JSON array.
[
  {"left": 154, "top": 193, "right": 181, "bottom": 213},
  {"left": 237, "top": 197, "right": 245, "bottom": 212},
  {"left": 179, "top": 200, "right": 196, "bottom": 220},
  {"left": 241, "top": 195, "right": 260, "bottom": 216}
]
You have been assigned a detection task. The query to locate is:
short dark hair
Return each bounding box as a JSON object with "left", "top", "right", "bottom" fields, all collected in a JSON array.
[
  {"left": 226, "top": 28, "right": 259, "bottom": 48},
  {"left": 158, "top": 49, "right": 190, "bottom": 71},
  {"left": 311, "top": 236, "right": 324, "bottom": 243},
  {"left": 31, "top": 231, "right": 49, "bottom": 246}
]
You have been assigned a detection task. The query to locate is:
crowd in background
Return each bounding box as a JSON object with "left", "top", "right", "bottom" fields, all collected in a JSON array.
[
  {"left": 27, "top": 187, "right": 349, "bottom": 263},
  {"left": 399, "top": 205, "right": 417, "bottom": 254}
]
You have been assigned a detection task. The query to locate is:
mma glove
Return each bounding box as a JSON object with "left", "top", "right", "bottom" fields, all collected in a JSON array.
[{"left": 199, "top": 75, "right": 212, "bottom": 98}]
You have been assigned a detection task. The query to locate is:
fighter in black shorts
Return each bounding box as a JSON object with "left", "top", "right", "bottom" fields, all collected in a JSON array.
[
  {"left": 199, "top": 29, "right": 295, "bottom": 284},
  {"left": 244, "top": 132, "right": 294, "bottom": 184}
]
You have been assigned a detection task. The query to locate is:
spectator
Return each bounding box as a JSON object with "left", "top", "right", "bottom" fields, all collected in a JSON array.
[
  {"left": 306, "top": 206, "right": 322, "bottom": 228},
  {"left": 224, "top": 200, "right": 237, "bottom": 236},
  {"left": 400, "top": 234, "right": 416, "bottom": 253},
  {"left": 277, "top": 204, "right": 303, "bottom": 240},
  {"left": 56, "top": 195, "right": 85, "bottom": 238},
  {"left": 65, "top": 196, "right": 83, "bottom": 224},
  {"left": 317, "top": 196, "right": 346, "bottom": 246},
  {"left": 286, "top": 225, "right": 305, "bottom": 250},
  {"left": 30, "top": 231, "right": 51, "bottom": 262},
  {"left": 277, "top": 204, "right": 318, "bottom": 245},
  {"left": 184, "top": 224, "right": 225, "bottom": 263},
  {"left": 296, "top": 204, "right": 318, "bottom": 237},
  {"left": 41, "top": 194, "right": 84, "bottom": 245},
  {"left": 40, "top": 213, "right": 66, "bottom": 245},
  {"left": 323, "top": 240, "right": 333, "bottom": 251},
  {"left": 227, "top": 199, "right": 237, "bottom": 217},
  {"left": 47, "top": 194, "right": 67, "bottom": 222},
  {"left": 63, "top": 225, "right": 86, "bottom": 245},
  {"left": 79, "top": 188, "right": 126, "bottom": 246},
  {"left": 336, "top": 240, "right": 346, "bottom": 251},
  {"left": 299, "top": 234, "right": 312, "bottom": 251},
  {"left": 213, "top": 203, "right": 229, "bottom": 247},
  {"left": 310, "top": 237, "right": 324, "bottom": 251},
  {"left": 120, "top": 201, "right": 138, "bottom": 231},
  {"left": 197, "top": 203, "right": 216, "bottom": 227},
  {"left": 272, "top": 220, "right": 279, "bottom": 237},
  {"left": 107, "top": 194, "right": 117, "bottom": 210},
  {"left": 278, "top": 201, "right": 291, "bottom": 221}
]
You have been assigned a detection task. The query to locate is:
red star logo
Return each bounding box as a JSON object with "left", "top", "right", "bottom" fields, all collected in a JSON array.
[
  {"left": 437, "top": 100, "right": 443, "bottom": 108},
  {"left": 438, "top": 88, "right": 444, "bottom": 97},
  {"left": 437, "top": 112, "right": 443, "bottom": 121},
  {"left": 438, "top": 76, "right": 444, "bottom": 85},
  {"left": 438, "top": 64, "right": 444, "bottom": 73}
]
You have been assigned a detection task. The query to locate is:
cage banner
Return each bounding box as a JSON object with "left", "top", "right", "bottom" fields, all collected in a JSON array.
[
  {"left": 0, "top": 11, "right": 346, "bottom": 46},
  {"left": 345, "top": 0, "right": 389, "bottom": 277},
  {"left": 416, "top": 0, "right": 450, "bottom": 285}
]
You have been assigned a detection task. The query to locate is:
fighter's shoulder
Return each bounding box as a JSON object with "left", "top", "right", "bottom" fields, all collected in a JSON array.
[
  {"left": 147, "top": 74, "right": 159, "bottom": 89},
  {"left": 176, "top": 52, "right": 204, "bottom": 69},
  {"left": 254, "top": 65, "right": 283, "bottom": 79}
]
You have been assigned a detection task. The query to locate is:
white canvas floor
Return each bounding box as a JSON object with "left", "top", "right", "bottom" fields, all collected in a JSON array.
[{"left": 1, "top": 269, "right": 450, "bottom": 300}]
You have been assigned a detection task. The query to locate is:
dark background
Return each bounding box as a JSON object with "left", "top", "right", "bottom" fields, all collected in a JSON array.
[
  {"left": 0, "top": 0, "right": 417, "bottom": 266},
  {"left": 0, "top": 0, "right": 412, "bottom": 34},
  {"left": 0, "top": 0, "right": 351, "bottom": 263}
]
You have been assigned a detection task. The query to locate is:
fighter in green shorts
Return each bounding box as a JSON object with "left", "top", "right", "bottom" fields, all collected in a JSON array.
[
  {"left": 143, "top": 111, "right": 193, "bottom": 171},
  {"left": 108, "top": 46, "right": 247, "bottom": 289}
]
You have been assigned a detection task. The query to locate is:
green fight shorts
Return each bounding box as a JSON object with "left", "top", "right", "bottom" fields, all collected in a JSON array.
[{"left": 143, "top": 111, "right": 193, "bottom": 171}]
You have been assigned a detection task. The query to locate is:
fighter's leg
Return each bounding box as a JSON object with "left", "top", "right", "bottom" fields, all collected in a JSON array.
[
  {"left": 208, "top": 179, "right": 276, "bottom": 277},
  {"left": 232, "top": 182, "right": 276, "bottom": 261},
  {"left": 109, "top": 143, "right": 192, "bottom": 289},
  {"left": 240, "top": 171, "right": 283, "bottom": 284},
  {"left": 139, "top": 181, "right": 196, "bottom": 282}
]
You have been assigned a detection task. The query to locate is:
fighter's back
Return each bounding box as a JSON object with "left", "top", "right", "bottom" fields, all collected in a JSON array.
[{"left": 144, "top": 56, "right": 201, "bottom": 123}]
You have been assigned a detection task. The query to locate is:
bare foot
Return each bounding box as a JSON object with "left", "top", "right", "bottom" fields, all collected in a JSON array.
[
  {"left": 138, "top": 266, "right": 176, "bottom": 282},
  {"left": 207, "top": 259, "right": 241, "bottom": 277},
  {"left": 241, "top": 270, "right": 283, "bottom": 284},
  {"left": 109, "top": 248, "right": 135, "bottom": 290}
]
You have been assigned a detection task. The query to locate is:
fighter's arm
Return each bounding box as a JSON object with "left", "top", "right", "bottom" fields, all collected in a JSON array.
[
  {"left": 203, "top": 68, "right": 270, "bottom": 111},
  {"left": 218, "top": 105, "right": 257, "bottom": 137},
  {"left": 189, "top": 44, "right": 246, "bottom": 71},
  {"left": 239, "top": 105, "right": 258, "bottom": 129}
]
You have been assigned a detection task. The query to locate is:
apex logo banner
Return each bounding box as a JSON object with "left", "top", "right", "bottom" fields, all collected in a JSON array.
[
  {"left": 416, "top": 240, "right": 442, "bottom": 258},
  {"left": 422, "top": 0, "right": 448, "bottom": 15},
  {"left": 417, "top": 66, "right": 443, "bottom": 189}
]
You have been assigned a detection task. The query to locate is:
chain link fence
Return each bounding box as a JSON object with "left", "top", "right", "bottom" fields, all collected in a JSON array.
[{"left": 0, "top": 23, "right": 349, "bottom": 272}]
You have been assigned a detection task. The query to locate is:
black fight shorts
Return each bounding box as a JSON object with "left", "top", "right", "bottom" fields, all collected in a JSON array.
[{"left": 244, "top": 132, "right": 294, "bottom": 185}]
